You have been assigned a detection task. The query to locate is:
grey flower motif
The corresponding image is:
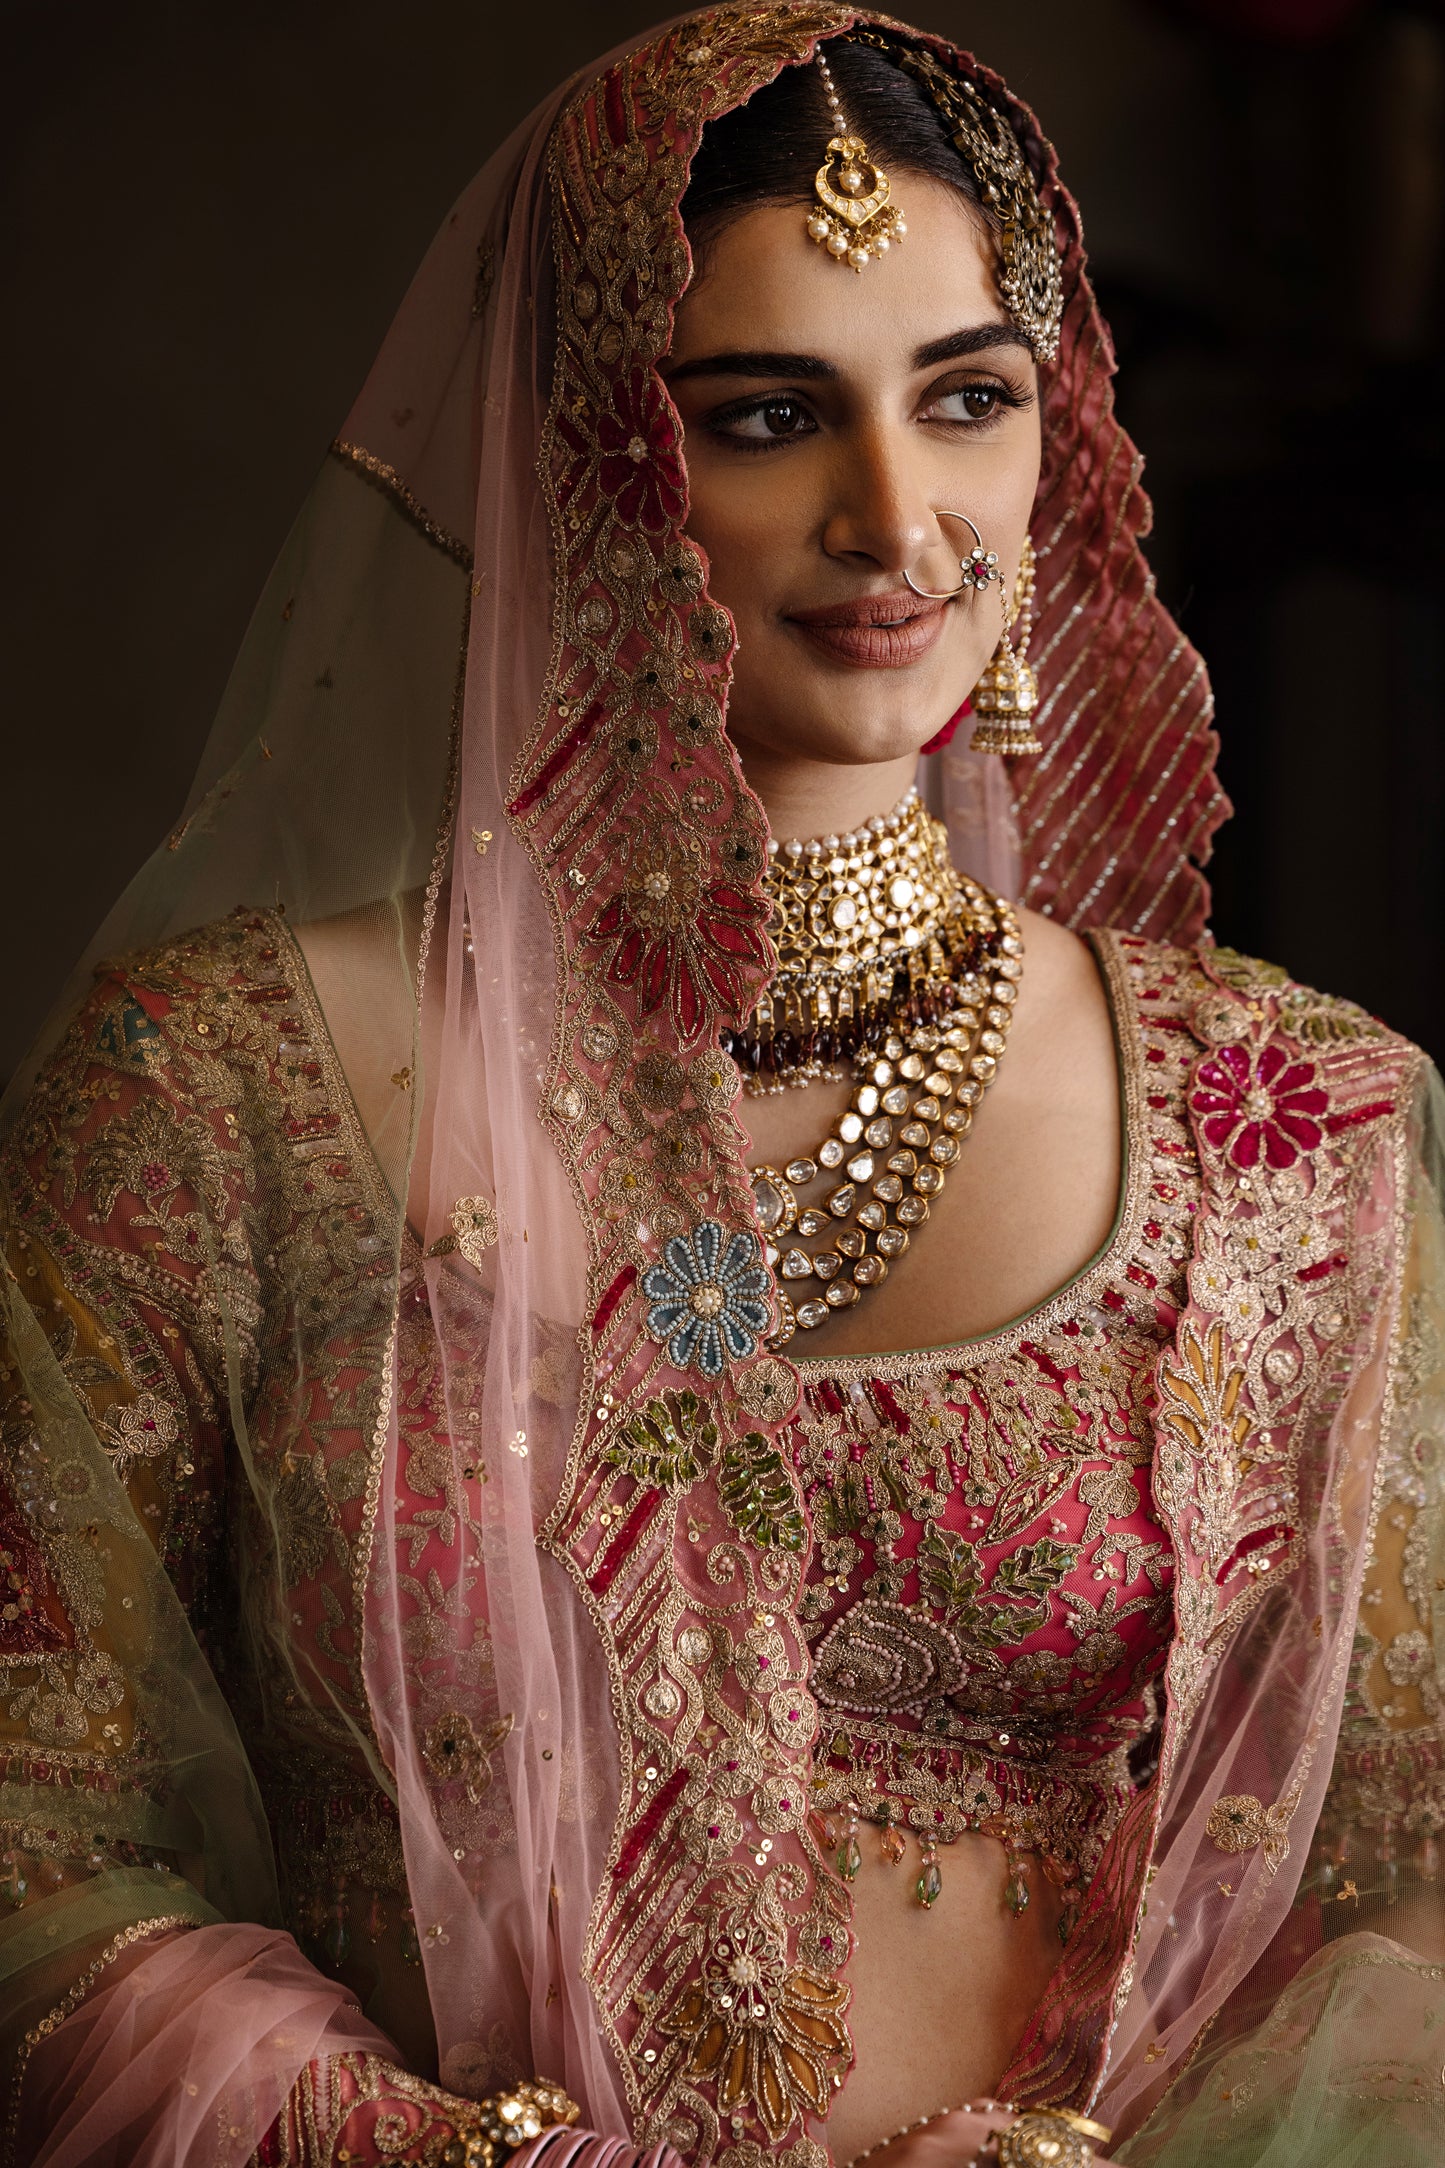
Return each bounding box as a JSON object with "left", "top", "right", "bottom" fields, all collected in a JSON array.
[
  {"left": 1383, "top": 1627, "right": 1439, "bottom": 1713},
  {"left": 644, "top": 1219, "right": 771, "bottom": 1378}
]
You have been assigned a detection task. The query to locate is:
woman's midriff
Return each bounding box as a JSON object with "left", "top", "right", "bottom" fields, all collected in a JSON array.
[
  {"left": 826, "top": 1837, "right": 1065, "bottom": 2161},
  {"left": 787, "top": 1287, "right": 1181, "bottom": 2157}
]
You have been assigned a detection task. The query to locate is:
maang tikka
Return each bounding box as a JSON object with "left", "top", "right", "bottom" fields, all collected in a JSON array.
[{"left": 805, "top": 51, "right": 906, "bottom": 271}]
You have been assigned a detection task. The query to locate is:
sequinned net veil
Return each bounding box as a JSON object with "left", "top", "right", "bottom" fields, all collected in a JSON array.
[{"left": 3, "top": 9, "right": 1442, "bottom": 2167}]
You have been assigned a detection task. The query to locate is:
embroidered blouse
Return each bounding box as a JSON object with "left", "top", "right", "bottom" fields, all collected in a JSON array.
[{"left": 794, "top": 936, "right": 1189, "bottom": 1905}]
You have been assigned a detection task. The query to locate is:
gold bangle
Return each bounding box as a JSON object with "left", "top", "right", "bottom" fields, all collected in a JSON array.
[
  {"left": 1049, "top": 2110, "right": 1112, "bottom": 2146},
  {"left": 437, "top": 2079, "right": 581, "bottom": 2167},
  {"left": 997, "top": 2109, "right": 1108, "bottom": 2168}
]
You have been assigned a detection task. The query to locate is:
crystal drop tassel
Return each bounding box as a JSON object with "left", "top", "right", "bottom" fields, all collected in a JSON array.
[
  {"left": 324, "top": 1895, "right": 352, "bottom": 1966},
  {"left": 836, "top": 1802, "right": 863, "bottom": 1882}
]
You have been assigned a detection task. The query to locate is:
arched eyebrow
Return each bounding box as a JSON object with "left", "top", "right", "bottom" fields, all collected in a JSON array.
[
  {"left": 664, "top": 322, "right": 1031, "bottom": 384},
  {"left": 665, "top": 349, "right": 834, "bottom": 383},
  {"left": 912, "top": 324, "right": 1034, "bottom": 368}
]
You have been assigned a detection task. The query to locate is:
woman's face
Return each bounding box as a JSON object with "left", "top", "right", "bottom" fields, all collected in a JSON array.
[{"left": 665, "top": 176, "right": 1042, "bottom": 778}]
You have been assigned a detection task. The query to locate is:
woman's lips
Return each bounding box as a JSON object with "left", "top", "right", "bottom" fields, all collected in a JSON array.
[{"left": 785, "top": 591, "right": 950, "bottom": 668}]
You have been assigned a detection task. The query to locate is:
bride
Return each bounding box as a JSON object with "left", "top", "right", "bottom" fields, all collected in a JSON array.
[{"left": 2, "top": 11, "right": 1441, "bottom": 2167}]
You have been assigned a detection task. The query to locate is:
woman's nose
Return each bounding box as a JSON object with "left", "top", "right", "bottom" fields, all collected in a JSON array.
[{"left": 819, "top": 427, "right": 937, "bottom": 579}]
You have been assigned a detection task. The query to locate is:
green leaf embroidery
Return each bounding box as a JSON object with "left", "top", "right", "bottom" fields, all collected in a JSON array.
[
  {"left": 1209, "top": 946, "right": 1290, "bottom": 993},
  {"left": 991, "top": 1536, "right": 1079, "bottom": 1600},
  {"left": 916, "top": 1527, "right": 1014, "bottom": 1656},
  {"left": 603, "top": 1391, "right": 717, "bottom": 1489},
  {"left": 916, "top": 1525, "right": 985, "bottom": 1615},
  {"left": 814, "top": 1463, "right": 868, "bottom": 1540},
  {"left": 718, "top": 1430, "right": 805, "bottom": 1552}
]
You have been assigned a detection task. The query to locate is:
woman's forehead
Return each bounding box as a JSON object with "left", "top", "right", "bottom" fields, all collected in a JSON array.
[{"left": 668, "top": 181, "right": 1008, "bottom": 377}]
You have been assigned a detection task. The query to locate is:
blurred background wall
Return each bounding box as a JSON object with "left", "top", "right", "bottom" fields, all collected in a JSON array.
[{"left": 8, "top": 0, "right": 1444, "bottom": 1074}]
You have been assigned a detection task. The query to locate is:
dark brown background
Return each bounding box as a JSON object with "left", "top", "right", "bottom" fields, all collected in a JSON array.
[{"left": 8, "top": 0, "right": 1444, "bottom": 1079}]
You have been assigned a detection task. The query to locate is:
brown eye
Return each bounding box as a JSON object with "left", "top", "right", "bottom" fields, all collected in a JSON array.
[
  {"left": 757, "top": 397, "right": 807, "bottom": 436},
  {"left": 717, "top": 395, "right": 816, "bottom": 444},
  {"left": 931, "top": 381, "right": 1014, "bottom": 426}
]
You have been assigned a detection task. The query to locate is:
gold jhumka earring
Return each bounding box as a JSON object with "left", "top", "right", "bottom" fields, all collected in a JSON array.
[
  {"left": 904, "top": 517, "right": 1044, "bottom": 758},
  {"left": 970, "top": 535, "right": 1043, "bottom": 756},
  {"left": 804, "top": 51, "right": 906, "bottom": 271}
]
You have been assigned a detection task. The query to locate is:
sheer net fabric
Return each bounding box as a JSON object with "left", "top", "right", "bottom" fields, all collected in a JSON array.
[
  {"left": 0, "top": 8, "right": 1441, "bottom": 2168},
  {"left": 1108, "top": 1066, "right": 1445, "bottom": 2166}
]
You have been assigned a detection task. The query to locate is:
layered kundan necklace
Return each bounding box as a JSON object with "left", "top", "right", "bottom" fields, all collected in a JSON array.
[{"left": 726, "top": 788, "right": 1023, "bottom": 1341}]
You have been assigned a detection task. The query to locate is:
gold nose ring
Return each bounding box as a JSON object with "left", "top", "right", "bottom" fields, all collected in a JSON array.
[{"left": 903, "top": 510, "right": 1002, "bottom": 601}]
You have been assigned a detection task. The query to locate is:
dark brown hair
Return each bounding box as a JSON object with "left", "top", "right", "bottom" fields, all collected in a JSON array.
[{"left": 680, "top": 36, "right": 995, "bottom": 261}]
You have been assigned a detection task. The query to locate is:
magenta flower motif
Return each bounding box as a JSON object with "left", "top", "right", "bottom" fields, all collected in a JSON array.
[{"left": 1191, "top": 1042, "right": 1328, "bottom": 1170}]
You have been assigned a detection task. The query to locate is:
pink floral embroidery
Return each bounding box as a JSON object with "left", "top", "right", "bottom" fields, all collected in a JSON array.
[
  {"left": 1191, "top": 1042, "right": 1328, "bottom": 1170},
  {"left": 585, "top": 826, "right": 771, "bottom": 1044}
]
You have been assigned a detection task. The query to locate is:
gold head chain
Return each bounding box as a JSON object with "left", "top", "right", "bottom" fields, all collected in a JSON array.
[{"left": 810, "top": 34, "right": 1063, "bottom": 363}]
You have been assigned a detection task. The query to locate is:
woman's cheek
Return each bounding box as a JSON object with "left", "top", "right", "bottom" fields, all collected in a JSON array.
[{"left": 687, "top": 461, "right": 800, "bottom": 601}]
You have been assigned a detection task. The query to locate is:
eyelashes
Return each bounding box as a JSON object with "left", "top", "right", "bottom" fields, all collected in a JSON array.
[
  {"left": 926, "top": 380, "right": 1031, "bottom": 425},
  {"left": 703, "top": 378, "right": 1032, "bottom": 453}
]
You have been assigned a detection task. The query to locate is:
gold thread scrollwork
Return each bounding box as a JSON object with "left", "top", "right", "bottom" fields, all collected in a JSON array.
[{"left": 4, "top": 1914, "right": 200, "bottom": 2167}]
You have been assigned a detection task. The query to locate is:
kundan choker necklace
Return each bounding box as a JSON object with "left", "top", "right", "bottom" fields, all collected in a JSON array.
[
  {"left": 733, "top": 791, "right": 1024, "bottom": 1340},
  {"left": 723, "top": 789, "right": 1007, "bottom": 1094}
]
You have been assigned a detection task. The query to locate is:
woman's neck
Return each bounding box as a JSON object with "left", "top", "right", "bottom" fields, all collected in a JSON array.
[{"left": 734, "top": 743, "right": 919, "bottom": 846}]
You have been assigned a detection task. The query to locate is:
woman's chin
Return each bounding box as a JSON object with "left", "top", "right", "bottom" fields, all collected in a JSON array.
[
  {"left": 725, "top": 652, "right": 969, "bottom": 770},
  {"left": 727, "top": 685, "right": 953, "bottom": 771},
  {"left": 729, "top": 712, "right": 953, "bottom": 770}
]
